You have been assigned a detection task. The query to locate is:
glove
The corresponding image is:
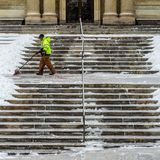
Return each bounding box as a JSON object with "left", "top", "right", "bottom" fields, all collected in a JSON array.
[
  {"left": 36, "top": 48, "right": 46, "bottom": 56},
  {"left": 41, "top": 51, "right": 46, "bottom": 56},
  {"left": 40, "top": 48, "right": 43, "bottom": 52},
  {"left": 36, "top": 48, "right": 43, "bottom": 55},
  {"left": 36, "top": 51, "right": 40, "bottom": 55},
  {"left": 40, "top": 49, "right": 46, "bottom": 56}
]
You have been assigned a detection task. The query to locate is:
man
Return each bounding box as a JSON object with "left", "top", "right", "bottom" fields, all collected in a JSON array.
[{"left": 36, "top": 34, "right": 56, "bottom": 75}]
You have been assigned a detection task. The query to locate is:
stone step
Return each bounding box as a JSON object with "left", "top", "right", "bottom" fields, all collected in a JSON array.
[
  {"left": 26, "top": 46, "right": 153, "bottom": 50},
  {"left": 0, "top": 121, "right": 160, "bottom": 126},
  {"left": 0, "top": 116, "right": 81, "bottom": 121},
  {"left": 0, "top": 31, "right": 154, "bottom": 34},
  {"left": 22, "top": 67, "right": 153, "bottom": 72},
  {"left": 1, "top": 104, "right": 159, "bottom": 111},
  {"left": 23, "top": 54, "right": 146, "bottom": 58},
  {"left": 23, "top": 57, "right": 149, "bottom": 61},
  {"left": 0, "top": 136, "right": 159, "bottom": 144},
  {"left": 7, "top": 99, "right": 157, "bottom": 105},
  {"left": 47, "top": 47, "right": 153, "bottom": 50},
  {"left": 12, "top": 85, "right": 158, "bottom": 92},
  {"left": 0, "top": 128, "right": 160, "bottom": 132},
  {"left": 0, "top": 117, "right": 160, "bottom": 123},
  {"left": 12, "top": 93, "right": 153, "bottom": 99},
  {"left": 15, "top": 88, "right": 156, "bottom": 94},
  {"left": 0, "top": 143, "right": 156, "bottom": 152},
  {"left": 15, "top": 83, "right": 158, "bottom": 89},
  {"left": 0, "top": 116, "right": 160, "bottom": 123},
  {"left": 33, "top": 39, "right": 152, "bottom": 43},
  {"left": 25, "top": 27, "right": 156, "bottom": 31},
  {"left": 0, "top": 28, "right": 159, "bottom": 34},
  {"left": 20, "top": 70, "right": 158, "bottom": 74},
  {"left": 40, "top": 40, "right": 153, "bottom": 44},
  {"left": 23, "top": 55, "right": 147, "bottom": 60},
  {"left": 33, "top": 43, "right": 152, "bottom": 47},
  {"left": 7, "top": 99, "right": 82, "bottom": 105},
  {"left": 21, "top": 66, "right": 153, "bottom": 70},
  {"left": 48, "top": 36, "right": 153, "bottom": 40},
  {"left": 24, "top": 50, "right": 152, "bottom": 54},
  {"left": 33, "top": 44, "right": 152, "bottom": 48},
  {"left": 27, "top": 61, "right": 152, "bottom": 66},
  {"left": 23, "top": 65, "right": 152, "bottom": 70},
  {"left": 0, "top": 142, "right": 84, "bottom": 149},
  {"left": 0, "top": 110, "right": 159, "bottom": 117},
  {"left": 0, "top": 135, "right": 159, "bottom": 139},
  {"left": 16, "top": 88, "right": 155, "bottom": 96},
  {"left": 0, "top": 143, "right": 157, "bottom": 152},
  {"left": 48, "top": 40, "right": 153, "bottom": 44}
]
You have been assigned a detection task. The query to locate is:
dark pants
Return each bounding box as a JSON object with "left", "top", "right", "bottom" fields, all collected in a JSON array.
[{"left": 38, "top": 56, "right": 56, "bottom": 74}]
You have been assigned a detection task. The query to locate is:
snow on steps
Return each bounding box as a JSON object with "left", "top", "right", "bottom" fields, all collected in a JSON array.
[{"left": 1, "top": 34, "right": 160, "bottom": 152}]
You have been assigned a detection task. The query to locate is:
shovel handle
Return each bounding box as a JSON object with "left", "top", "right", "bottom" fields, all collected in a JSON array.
[{"left": 19, "top": 53, "right": 37, "bottom": 69}]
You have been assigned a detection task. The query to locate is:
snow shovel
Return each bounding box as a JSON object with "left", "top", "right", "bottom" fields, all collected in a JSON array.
[{"left": 13, "top": 53, "right": 37, "bottom": 76}]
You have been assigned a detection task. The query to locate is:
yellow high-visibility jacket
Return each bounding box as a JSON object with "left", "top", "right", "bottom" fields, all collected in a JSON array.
[{"left": 41, "top": 37, "right": 52, "bottom": 55}]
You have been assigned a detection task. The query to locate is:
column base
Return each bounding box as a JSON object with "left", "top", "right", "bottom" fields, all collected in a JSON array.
[
  {"left": 42, "top": 14, "right": 57, "bottom": 24},
  {"left": 94, "top": 20, "right": 101, "bottom": 24},
  {"left": 25, "top": 14, "right": 41, "bottom": 24},
  {"left": 59, "top": 20, "right": 66, "bottom": 24},
  {"left": 103, "top": 13, "right": 119, "bottom": 25},
  {"left": 119, "top": 14, "right": 135, "bottom": 25},
  {"left": 103, "top": 16, "right": 119, "bottom": 25}
]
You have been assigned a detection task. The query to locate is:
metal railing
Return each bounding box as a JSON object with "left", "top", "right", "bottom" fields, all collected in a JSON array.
[{"left": 80, "top": 18, "right": 86, "bottom": 142}]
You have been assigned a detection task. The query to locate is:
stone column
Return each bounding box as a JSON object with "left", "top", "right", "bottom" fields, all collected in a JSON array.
[
  {"left": 60, "top": 0, "right": 66, "bottom": 23},
  {"left": 103, "top": 0, "right": 118, "bottom": 24},
  {"left": 25, "top": 0, "right": 41, "bottom": 24},
  {"left": 42, "top": 0, "right": 57, "bottom": 24},
  {"left": 120, "top": 0, "right": 135, "bottom": 24},
  {"left": 94, "top": 0, "right": 100, "bottom": 24}
]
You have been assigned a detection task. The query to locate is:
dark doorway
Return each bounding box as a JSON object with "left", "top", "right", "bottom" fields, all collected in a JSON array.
[{"left": 66, "top": 0, "right": 94, "bottom": 23}]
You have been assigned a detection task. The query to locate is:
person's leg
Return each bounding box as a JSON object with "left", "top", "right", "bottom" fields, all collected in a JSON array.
[
  {"left": 44, "top": 56, "right": 56, "bottom": 75},
  {"left": 37, "top": 57, "right": 45, "bottom": 75}
]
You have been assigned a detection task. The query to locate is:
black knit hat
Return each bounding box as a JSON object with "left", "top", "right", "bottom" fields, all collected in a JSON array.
[{"left": 39, "top": 34, "right": 44, "bottom": 39}]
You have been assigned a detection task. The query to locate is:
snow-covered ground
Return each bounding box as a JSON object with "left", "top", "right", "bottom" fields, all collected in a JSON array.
[
  {"left": 1, "top": 146, "right": 160, "bottom": 160},
  {"left": 0, "top": 34, "right": 34, "bottom": 105}
]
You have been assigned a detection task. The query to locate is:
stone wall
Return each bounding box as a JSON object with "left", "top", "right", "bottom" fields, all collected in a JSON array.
[
  {"left": 0, "top": 0, "right": 25, "bottom": 20},
  {"left": 135, "top": 0, "right": 160, "bottom": 22},
  {"left": 0, "top": 0, "right": 160, "bottom": 24}
]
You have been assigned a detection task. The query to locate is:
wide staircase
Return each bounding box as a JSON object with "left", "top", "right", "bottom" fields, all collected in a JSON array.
[
  {"left": 22, "top": 35, "right": 157, "bottom": 74},
  {"left": 1, "top": 24, "right": 160, "bottom": 34},
  {"left": 1, "top": 26, "right": 160, "bottom": 153}
]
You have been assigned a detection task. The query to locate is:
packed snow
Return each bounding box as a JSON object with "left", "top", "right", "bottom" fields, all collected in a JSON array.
[
  {"left": 147, "top": 35, "right": 160, "bottom": 71},
  {"left": 0, "top": 34, "right": 34, "bottom": 105}
]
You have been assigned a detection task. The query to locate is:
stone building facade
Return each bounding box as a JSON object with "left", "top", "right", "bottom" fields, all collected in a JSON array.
[{"left": 0, "top": 0, "right": 160, "bottom": 25}]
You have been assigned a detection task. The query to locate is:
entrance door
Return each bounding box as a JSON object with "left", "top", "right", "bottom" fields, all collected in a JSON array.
[{"left": 66, "top": 0, "right": 94, "bottom": 23}]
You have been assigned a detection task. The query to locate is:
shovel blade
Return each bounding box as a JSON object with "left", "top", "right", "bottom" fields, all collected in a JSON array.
[{"left": 13, "top": 69, "right": 21, "bottom": 76}]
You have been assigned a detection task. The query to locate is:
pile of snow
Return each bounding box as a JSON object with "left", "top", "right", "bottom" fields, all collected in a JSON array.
[
  {"left": 147, "top": 36, "right": 160, "bottom": 102},
  {"left": 0, "top": 34, "right": 34, "bottom": 105},
  {"left": 153, "top": 89, "right": 160, "bottom": 103},
  {"left": 146, "top": 36, "right": 160, "bottom": 71}
]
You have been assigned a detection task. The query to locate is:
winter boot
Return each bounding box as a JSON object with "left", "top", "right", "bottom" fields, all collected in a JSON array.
[{"left": 36, "top": 72, "right": 43, "bottom": 75}]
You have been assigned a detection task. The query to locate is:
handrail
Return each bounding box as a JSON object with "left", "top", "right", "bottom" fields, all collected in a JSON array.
[{"left": 80, "top": 18, "right": 85, "bottom": 142}]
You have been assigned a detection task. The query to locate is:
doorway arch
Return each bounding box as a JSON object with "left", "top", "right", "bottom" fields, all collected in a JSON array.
[{"left": 66, "top": 0, "right": 94, "bottom": 23}]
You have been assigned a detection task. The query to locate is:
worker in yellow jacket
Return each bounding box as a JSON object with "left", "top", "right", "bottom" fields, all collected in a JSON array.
[{"left": 36, "top": 34, "right": 56, "bottom": 75}]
